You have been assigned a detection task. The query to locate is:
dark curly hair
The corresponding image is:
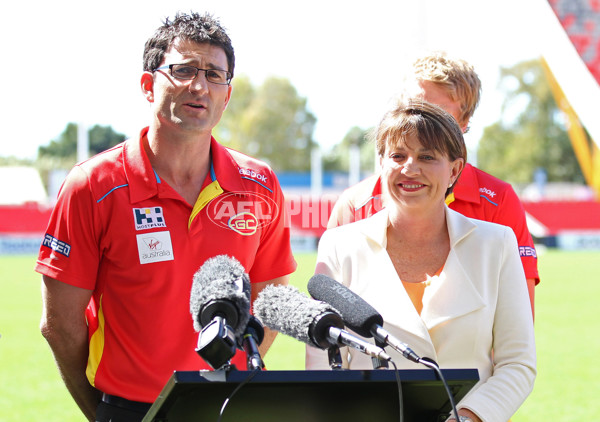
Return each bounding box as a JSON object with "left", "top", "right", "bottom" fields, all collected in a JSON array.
[{"left": 143, "top": 12, "right": 235, "bottom": 78}]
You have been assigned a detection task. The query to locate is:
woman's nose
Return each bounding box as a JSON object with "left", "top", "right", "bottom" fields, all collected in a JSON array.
[{"left": 401, "top": 157, "right": 420, "bottom": 175}]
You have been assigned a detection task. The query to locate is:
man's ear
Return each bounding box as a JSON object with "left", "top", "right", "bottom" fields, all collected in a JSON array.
[
  {"left": 459, "top": 118, "right": 470, "bottom": 134},
  {"left": 222, "top": 84, "right": 233, "bottom": 112},
  {"left": 141, "top": 72, "right": 154, "bottom": 103}
]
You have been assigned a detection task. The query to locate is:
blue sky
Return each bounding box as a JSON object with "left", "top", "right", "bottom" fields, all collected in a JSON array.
[{"left": 1, "top": 0, "right": 547, "bottom": 160}]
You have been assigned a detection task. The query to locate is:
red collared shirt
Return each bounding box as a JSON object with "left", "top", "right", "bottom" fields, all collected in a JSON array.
[
  {"left": 448, "top": 164, "right": 538, "bottom": 283},
  {"left": 36, "top": 128, "right": 296, "bottom": 402}
]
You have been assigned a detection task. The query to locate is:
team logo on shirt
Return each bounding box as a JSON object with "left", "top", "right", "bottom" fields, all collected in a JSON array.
[
  {"left": 207, "top": 192, "right": 279, "bottom": 236},
  {"left": 228, "top": 212, "right": 260, "bottom": 235},
  {"left": 133, "top": 207, "right": 167, "bottom": 230}
]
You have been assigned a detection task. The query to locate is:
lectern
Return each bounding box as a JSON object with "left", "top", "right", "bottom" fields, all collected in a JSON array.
[{"left": 142, "top": 369, "right": 478, "bottom": 422}]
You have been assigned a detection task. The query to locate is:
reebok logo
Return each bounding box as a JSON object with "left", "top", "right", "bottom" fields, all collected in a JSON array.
[
  {"left": 239, "top": 168, "right": 268, "bottom": 184},
  {"left": 479, "top": 187, "right": 496, "bottom": 198}
]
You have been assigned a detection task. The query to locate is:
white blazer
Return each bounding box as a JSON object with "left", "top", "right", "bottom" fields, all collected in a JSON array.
[{"left": 306, "top": 207, "right": 536, "bottom": 422}]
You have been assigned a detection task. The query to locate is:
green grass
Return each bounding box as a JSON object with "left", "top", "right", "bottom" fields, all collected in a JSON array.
[
  {"left": 261, "top": 252, "right": 316, "bottom": 370},
  {"left": 1, "top": 250, "right": 599, "bottom": 421},
  {"left": 513, "top": 250, "right": 600, "bottom": 421},
  {"left": 0, "top": 255, "right": 82, "bottom": 420}
]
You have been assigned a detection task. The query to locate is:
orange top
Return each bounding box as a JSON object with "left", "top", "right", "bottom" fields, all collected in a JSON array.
[{"left": 402, "top": 268, "right": 443, "bottom": 314}]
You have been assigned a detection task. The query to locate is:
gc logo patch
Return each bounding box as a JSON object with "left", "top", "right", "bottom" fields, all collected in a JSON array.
[
  {"left": 207, "top": 192, "right": 278, "bottom": 236},
  {"left": 228, "top": 212, "right": 259, "bottom": 235},
  {"left": 133, "top": 207, "right": 167, "bottom": 231}
]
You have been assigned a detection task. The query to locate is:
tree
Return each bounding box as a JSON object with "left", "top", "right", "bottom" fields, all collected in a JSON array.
[
  {"left": 477, "top": 59, "right": 584, "bottom": 184},
  {"left": 38, "top": 123, "right": 126, "bottom": 159},
  {"left": 214, "top": 76, "right": 317, "bottom": 172},
  {"left": 213, "top": 75, "right": 255, "bottom": 150},
  {"left": 323, "top": 126, "right": 376, "bottom": 173},
  {"left": 37, "top": 75, "right": 316, "bottom": 174},
  {"left": 33, "top": 123, "right": 126, "bottom": 192},
  {"left": 0, "top": 156, "right": 32, "bottom": 166}
]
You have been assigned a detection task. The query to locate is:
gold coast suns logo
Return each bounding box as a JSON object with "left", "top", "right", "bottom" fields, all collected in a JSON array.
[{"left": 207, "top": 192, "right": 279, "bottom": 236}]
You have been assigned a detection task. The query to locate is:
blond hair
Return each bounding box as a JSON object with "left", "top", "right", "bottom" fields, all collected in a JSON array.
[{"left": 410, "top": 51, "right": 481, "bottom": 129}]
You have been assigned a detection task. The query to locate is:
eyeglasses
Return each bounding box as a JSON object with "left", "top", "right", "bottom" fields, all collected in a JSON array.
[{"left": 154, "top": 64, "right": 232, "bottom": 85}]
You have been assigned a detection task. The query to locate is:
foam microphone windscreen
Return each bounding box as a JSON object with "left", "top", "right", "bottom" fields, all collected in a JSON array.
[
  {"left": 307, "top": 274, "right": 383, "bottom": 338},
  {"left": 190, "top": 255, "right": 251, "bottom": 338},
  {"left": 253, "top": 284, "right": 342, "bottom": 349}
]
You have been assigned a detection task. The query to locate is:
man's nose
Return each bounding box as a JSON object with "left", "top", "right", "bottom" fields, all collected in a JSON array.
[{"left": 189, "top": 71, "right": 209, "bottom": 93}]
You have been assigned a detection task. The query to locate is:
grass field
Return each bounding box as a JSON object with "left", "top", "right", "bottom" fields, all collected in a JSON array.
[{"left": 1, "top": 250, "right": 599, "bottom": 421}]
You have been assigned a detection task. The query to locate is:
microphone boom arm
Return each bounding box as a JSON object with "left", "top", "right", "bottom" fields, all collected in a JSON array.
[
  {"left": 372, "top": 326, "right": 421, "bottom": 364},
  {"left": 328, "top": 326, "right": 392, "bottom": 362}
]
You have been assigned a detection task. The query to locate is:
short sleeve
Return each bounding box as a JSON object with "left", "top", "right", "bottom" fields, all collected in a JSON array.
[{"left": 35, "top": 166, "right": 101, "bottom": 290}]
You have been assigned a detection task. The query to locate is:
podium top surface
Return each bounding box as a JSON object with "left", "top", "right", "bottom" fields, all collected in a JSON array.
[
  {"left": 170, "top": 367, "right": 478, "bottom": 383},
  {"left": 144, "top": 368, "right": 479, "bottom": 422}
]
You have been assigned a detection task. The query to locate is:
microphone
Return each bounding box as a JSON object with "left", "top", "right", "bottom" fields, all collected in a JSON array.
[
  {"left": 308, "top": 274, "right": 421, "bottom": 364},
  {"left": 190, "top": 255, "right": 251, "bottom": 369},
  {"left": 253, "top": 284, "right": 392, "bottom": 361},
  {"left": 237, "top": 315, "right": 265, "bottom": 370}
]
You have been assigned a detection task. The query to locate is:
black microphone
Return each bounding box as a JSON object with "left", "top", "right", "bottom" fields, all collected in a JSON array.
[
  {"left": 190, "top": 255, "right": 251, "bottom": 369},
  {"left": 237, "top": 315, "right": 265, "bottom": 370},
  {"left": 253, "top": 284, "right": 392, "bottom": 361},
  {"left": 308, "top": 274, "right": 421, "bottom": 364}
]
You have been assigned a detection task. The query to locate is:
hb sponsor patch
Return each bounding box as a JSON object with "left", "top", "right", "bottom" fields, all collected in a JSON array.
[{"left": 133, "top": 207, "right": 167, "bottom": 230}]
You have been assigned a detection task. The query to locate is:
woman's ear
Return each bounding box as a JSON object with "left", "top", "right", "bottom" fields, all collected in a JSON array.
[{"left": 450, "top": 158, "right": 465, "bottom": 184}]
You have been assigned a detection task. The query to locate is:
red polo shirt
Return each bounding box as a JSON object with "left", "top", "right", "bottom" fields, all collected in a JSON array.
[
  {"left": 35, "top": 128, "right": 296, "bottom": 402},
  {"left": 448, "top": 164, "right": 538, "bottom": 283},
  {"left": 327, "top": 163, "right": 539, "bottom": 283}
]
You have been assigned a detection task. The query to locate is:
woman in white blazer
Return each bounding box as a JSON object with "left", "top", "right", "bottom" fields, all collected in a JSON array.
[{"left": 305, "top": 100, "right": 536, "bottom": 422}]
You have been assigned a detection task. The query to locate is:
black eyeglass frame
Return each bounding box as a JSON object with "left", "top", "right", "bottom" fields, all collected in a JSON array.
[{"left": 153, "top": 64, "right": 232, "bottom": 85}]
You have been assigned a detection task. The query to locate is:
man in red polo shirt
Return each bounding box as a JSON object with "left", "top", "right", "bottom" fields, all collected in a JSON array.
[
  {"left": 37, "top": 12, "right": 296, "bottom": 422},
  {"left": 328, "top": 52, "right": 539, "bottom": 317}
]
